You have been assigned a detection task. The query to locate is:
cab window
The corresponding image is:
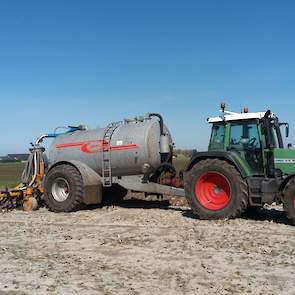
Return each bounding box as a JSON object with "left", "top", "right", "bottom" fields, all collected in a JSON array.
[
  {"left": 229, "top": 122, "right": 261, "bottom": 150},
  {"left": 209, "top": 124, "right": 225, "bottom": 150}
]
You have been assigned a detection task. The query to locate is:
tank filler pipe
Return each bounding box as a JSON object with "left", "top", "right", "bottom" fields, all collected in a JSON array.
[
  {"left": 148, "top": 113, "right": 165, "bottom": 135},
  {"left": 148, "top": 113, "right": 172, "bottom": 163}
]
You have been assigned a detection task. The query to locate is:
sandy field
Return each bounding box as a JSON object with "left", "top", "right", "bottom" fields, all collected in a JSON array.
[{"left": 0, "top": 194, "right": 294, "bottom": 295}]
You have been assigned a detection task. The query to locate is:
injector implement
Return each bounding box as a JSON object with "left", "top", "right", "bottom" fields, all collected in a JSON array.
[{"left": 0, "top": 141, "right": 46, "bottom": 211}]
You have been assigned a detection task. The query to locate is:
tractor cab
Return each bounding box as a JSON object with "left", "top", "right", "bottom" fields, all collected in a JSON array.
[{"left": 208, "top": 106, "right": 295, "bottom": 178}]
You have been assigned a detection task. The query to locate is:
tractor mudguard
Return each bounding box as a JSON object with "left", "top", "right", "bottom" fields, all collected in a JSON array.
[
  {"left": 47, "top": 160, "right": 102, "bottom": 205},
  {"left": 184, "top": 151, "right": 249, "bottom": 178}
]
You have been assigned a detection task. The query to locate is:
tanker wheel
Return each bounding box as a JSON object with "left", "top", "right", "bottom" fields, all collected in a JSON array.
[
  {"left": 283, "top": 177, "right": 295, "bottom": 224},
  {"left": 185, "top": 159, "right": 248, "bottom": 219},
  {"left": 44, "top": 164, "right": 84, "bottom": 212}
]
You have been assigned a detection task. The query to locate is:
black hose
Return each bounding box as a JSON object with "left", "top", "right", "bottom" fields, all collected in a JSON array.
[
  {"left": 149, "top": 163, "right": 176, "bottom": 183},
  {"left": 149, "top": 113, "right": 165, "bottom": 135}
]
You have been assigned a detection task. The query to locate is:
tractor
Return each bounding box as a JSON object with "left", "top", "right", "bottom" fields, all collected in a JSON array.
[{"left": 184, "top": 103, "right": 295, "bottom": 223}]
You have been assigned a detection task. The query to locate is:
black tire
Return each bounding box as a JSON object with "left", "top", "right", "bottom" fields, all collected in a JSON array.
[
  {"left": 184, "top": 159, "right": 248, "bottom": 219},
  {"left": 283, "top": 177, "right": 295, "bottom": 224},
  {"left": 44, "top": 164, "right": 84, "bottom": 212}
]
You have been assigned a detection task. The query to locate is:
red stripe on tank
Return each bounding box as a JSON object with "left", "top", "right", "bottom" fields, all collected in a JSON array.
[
  {"left": 55, "top": 140, "right": 138, "bottom": 153},
  {"left": 56, "top": 142, "right": 84, "bottom": 148},
  {"left": 111, "top": 144, "right": 138, "bottom": 151},
  {"left": 55, "top": 140, "right": 106, "bottom": 149}
]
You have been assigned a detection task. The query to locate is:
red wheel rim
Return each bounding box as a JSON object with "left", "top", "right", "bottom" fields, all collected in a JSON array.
[{"left": 195, "top": 172, "right": 231, "bottom": 211}]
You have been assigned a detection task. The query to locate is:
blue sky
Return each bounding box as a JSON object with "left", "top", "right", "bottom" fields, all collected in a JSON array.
[{"left": 0, "top": 0, "right": 295, "bottom": 154}]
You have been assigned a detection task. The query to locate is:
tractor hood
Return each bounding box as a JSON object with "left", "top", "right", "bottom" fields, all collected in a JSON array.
[{"left": 274, "top": 148, "right": 295, "bottom": 175}]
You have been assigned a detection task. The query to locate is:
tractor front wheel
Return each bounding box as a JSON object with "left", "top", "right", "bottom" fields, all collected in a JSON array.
[
  {"left": 283, "top": 178, "right": 295, "bottom": 224},
  {"left": 185, "top": 159, "right": 248, "bottom": 219}
]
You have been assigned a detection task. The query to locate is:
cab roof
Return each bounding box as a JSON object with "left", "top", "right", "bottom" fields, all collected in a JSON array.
[{"left": 207, "top": 111, "right": 267, "bottom": 123}]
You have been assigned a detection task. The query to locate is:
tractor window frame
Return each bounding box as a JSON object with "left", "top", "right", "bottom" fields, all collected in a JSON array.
[
  {"left": 273, "top": 119, "right": 284, "bottom": 149},
  {"left": 209, "top": 123, "right": 226, "bottom": 150},
  {"left": 270, "top": 127, "right": 279, "bottom": 148},
  {"left": 262, "top": 115, "right": 284, "bottom": 149}
]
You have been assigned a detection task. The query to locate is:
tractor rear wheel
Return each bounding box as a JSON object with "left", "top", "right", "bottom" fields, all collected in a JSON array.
[
  {"left": 44, "top": 164, "right": 84, "bottom": 212},
  {"left": 283, "top": 178, "right": 295, "bottom": 224},
  {"left": 185, "top": 159, "right": 248, "bottom": 219}
]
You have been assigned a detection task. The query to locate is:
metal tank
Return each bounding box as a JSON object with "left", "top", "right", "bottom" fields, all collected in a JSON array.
[{"left": 48, "top": 114, "right": 173, "bottom": 178}]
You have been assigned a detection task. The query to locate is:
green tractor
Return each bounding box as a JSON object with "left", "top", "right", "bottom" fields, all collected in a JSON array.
[{"left": 184, "top": 104, "right": 295, "bottom": 223}]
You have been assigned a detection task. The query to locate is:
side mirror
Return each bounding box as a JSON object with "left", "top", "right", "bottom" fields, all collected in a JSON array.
[
  {"left": 286, "top": 124, "right": 289, "bottom": 138},
  {"left": 280, "top": 122, "right": 290, "bottom": 138}
]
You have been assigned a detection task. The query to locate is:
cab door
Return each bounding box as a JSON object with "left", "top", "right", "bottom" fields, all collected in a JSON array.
[{"left": 228, "top": 120, "right": 264, "bottom": 175}]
